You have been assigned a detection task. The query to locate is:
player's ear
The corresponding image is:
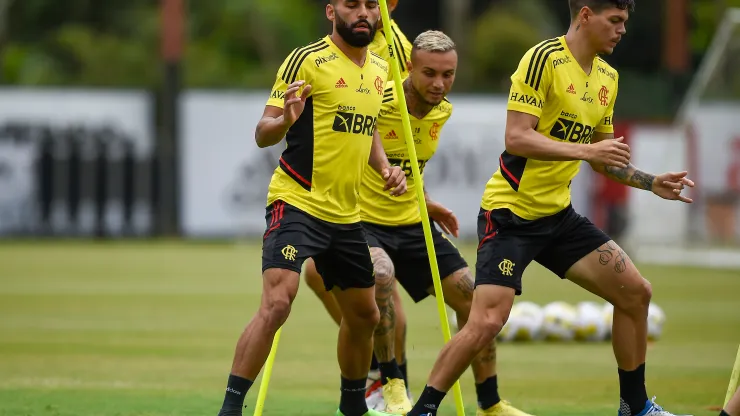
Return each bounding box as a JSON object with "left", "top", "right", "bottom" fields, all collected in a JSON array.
[
  {"left": 326, "top": 3, "right": 335, "bottom": 21},
  {"left": 406, "top": 58, "right": 413, "bottom": 73}
]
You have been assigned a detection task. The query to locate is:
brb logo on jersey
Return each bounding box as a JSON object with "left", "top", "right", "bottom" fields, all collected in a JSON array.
[
  {"left": 550, "top": 118, "right": 596, "bottom": 144},
  {"left": 333, "top": 105, "right": 377, "bottom": 136}
]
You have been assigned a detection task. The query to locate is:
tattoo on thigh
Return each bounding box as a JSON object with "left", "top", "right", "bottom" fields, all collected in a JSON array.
[
  {"left": 453, "top": 269, "right": 474, "bottom": 302},
  {"left": 614, "top": 249, "right": 627, "bottom": 273},
  {"left": 595, "top": 241, "right": 618, "bottom": 266}
]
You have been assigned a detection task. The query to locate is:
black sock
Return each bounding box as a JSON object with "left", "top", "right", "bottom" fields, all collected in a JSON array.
[
  {"left": 370, "top": 353, "right": 379, "bottom": 372},
  {"left": 407, "top": 385, "right": 446, "bottom": 416},
  {"left": 378, "top": 358, "right": 404, "bottom": 385},
  {"left": 476, "top": 375, "right": 501, "bottom": 410},
  {"left": 618, "top": 363, "right": 648, "bottom": 415},
  {"left": 339, "top": 376, "right": 368, "bottom": 416},
  {"left": 399, "top": 360, "right": 408, "bottom": 387},
  {"left": 217, "top": 374, "right": 253, "bottom": 416},
  {"left": 720, "top": 411, "right": 730, "bottom": 416}
]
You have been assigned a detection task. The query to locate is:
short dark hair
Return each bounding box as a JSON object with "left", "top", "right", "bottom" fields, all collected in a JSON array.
[{"left": 569, "top": 0, "right": 635, "bottom": 18}]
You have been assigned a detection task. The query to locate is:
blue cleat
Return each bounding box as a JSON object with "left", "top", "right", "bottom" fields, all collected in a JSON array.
[{"left": 618, "top": 397, "right": 693, "bottom": 416}]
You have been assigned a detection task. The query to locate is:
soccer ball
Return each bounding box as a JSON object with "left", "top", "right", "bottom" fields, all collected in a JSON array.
[
  {"left": 602, "top": 302, "right": 614, "bottom": 340},
  {"left": 541, "top": 301, "right": 578, "bottom": 341},
  {"left": 647, "top": 303, "right": 666, "bottom": 341},
  {"left": 447, "top": 307, "right": 458, "bottom": 331},
  {"left": 498, "top": 301, "right": 544, "bottom": 342},
  {"left": 575, "top": 301, "right": 608, "bottom": 341}
]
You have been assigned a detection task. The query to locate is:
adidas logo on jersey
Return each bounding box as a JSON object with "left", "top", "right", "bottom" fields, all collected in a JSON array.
[
  {"left": 335, "top": 78, "right": 348, "bottom": 88},
  {"left": 384, "top": 130, "right": 399, "bottom": 140},
  {"left": 567, "top": 83, "right": 576, "bottom": 94}
]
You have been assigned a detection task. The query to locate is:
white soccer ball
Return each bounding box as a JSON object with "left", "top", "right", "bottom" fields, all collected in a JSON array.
[
  {"left": 498, "top": 301, "right": 544, "bottom": 342},
  {"left": 447, "top": 307, "right": 458, "bottom": 332},
  {"left": 541, "top": 301, "right": 578, "bottom": 341},
  {"left": 647, "top": 303, "right": 666, "bottom": 341},
  {"left": 575, "top": 301, "right": 609, "bottom": 341},
  {"left": 602, "top": 302, "right": 614, "bottom": 340}
]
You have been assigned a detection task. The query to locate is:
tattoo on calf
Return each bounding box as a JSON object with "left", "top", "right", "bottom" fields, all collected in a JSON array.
[{"left": 372, "top": 249, "right": 396, "bottom": 361}]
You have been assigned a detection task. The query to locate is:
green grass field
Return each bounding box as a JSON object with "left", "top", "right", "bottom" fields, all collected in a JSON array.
[{"left": 1, "top": 241, "right": 738, "bottom": 416}]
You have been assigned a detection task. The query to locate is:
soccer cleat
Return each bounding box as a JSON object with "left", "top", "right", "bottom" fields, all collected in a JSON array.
[
  {"left": 381, "top": 378, "right": 412, "bottom": 414},
  {"left": 477, "top": 400, "right": 536, "bottom": 416},
  {"left": 617, "top": 397, "right": 693, "bottom": 416},
  {"left": 334, "top": 409, "right": 396, "bottom": 416},
  {"left": 365, "top": 379, "right": 385, "bottom": 411}
]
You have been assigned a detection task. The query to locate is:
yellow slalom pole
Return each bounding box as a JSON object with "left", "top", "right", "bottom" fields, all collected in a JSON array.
[
  {"left": 253, "top": 327, "right": 283, "bottom": 416},
  {"left": 725, "top": 344, "right": 740, "bottom": 407},
  {"left": 376, "top": 2, "right": 465, "bottom": 415}
]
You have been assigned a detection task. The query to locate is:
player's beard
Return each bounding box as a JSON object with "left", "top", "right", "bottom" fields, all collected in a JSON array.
[{"left": 335, "top": 14, "right": 376, "bottom": 48}]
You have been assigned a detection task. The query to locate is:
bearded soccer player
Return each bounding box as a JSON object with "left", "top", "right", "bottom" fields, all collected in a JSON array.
[
  {"left": 215, "top": 1, "right": 408, "bottom": 416},
  {"left": 406, "top": 2, "right": 695, "bottom": 416},
  {"left": 302, "top": 0, "right": 414, "bottom": 408},
  {"left": 304, "top": 30, "right": 533, "bottom": 416}
]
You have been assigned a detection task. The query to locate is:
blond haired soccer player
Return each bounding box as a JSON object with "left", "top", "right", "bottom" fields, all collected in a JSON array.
[
  {"left": 302, "top": 0, "right": 414, "bottom": 410},
  {"left": 215, "top": 1, "right": 408, "bottom": 416},
  {"left": 304, "top": 30, "right": 533, "bottom": 416},
  {"left": 406, "top": 2, "right": 695, "bottom": 416}
]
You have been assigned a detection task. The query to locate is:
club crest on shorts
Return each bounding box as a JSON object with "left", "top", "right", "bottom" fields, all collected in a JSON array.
[
  {"left": 498, "top": 259, "right": 515, "bottom": 276},
  {"left": 281, "top": 245, "right": 298, "bottom": 261}
]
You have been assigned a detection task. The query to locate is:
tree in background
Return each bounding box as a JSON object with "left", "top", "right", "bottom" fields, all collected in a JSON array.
[{"left": 469, "top": 0, "right": 559, "bottom": 92}]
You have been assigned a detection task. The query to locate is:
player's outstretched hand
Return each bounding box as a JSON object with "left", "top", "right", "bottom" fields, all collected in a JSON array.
[
  {"left": 283, "top": 81, "right": 312, "bottom": 125},
  {"left": 586, "top": 136, "right": 631, "bottom": 168},
  {"left": 382, "top": 166, "right": 407, "bottom": 196},
  {"left": 428, "top": 200, "right": 459, "bottom": 238},
  {"left": 652, "top": 171, "right": 695, "bottom": 203}
]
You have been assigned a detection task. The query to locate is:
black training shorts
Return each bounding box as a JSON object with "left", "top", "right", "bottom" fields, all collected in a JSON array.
[
  {"left": 262, "top": 200, "right": 375, "bottom": 291},
  {"left": 475, "top": 205, "right": 610, "bottom": 295},
  {"left": 362, "top": 220, "right": 468, "bottom": 302}
]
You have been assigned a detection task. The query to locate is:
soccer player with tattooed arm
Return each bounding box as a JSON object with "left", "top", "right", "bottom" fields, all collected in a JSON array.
[
  {"left": 405, "top": 1, "right": 695, "bottom": 416},
  {"left": 305, "top": 29, "right": 534, "bottom": 416},
  {"left": 215, "top": 1, "right": 406, "bottom": 416}
]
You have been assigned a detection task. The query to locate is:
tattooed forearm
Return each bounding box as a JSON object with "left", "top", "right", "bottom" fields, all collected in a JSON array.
[{"left": 603, "top": 163, "right": 656, "bottom": 191}]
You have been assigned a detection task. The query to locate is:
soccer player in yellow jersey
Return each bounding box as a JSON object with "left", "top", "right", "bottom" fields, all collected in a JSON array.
[
  {"left": 369, "top": 0, "right": 413, "bottom": 81},
  {"left": 406, "top": 2, "right": 695, "bottom": 416},
  {"left": 302, "top": 0, "right": 414, "bottom": 409},
  {"left": 304, "top": 31, "right": 533, "bottom": 416},
  {"left": 215, "top": 2, "right": 407, "bottom": 416}
]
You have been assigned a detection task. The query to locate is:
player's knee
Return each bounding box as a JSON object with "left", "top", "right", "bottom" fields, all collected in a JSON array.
[
  {"left": 345, "top": 300, "right": 381, "bottom": 329},
  {"left": 615, "top": 275, "right": 652, "bottom": 315},
  {"left": 261, "top": 295, "right": 293, "bottom": 330},
  {"left": 467, "top": 314, "right": 505, "bottom": 348}
]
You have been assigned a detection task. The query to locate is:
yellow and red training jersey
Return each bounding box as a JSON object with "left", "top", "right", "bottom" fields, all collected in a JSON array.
[
  {"left": 481, "top": 35, "right": 619, "bottom": 220},
  {"left": 370, "top": 19, "right": 413, "bottom": 81},
  {"left": 265, "top": 35, "right": 389, "bottom": 224},
  {"left": 359, "top": 79, "right": 452, "bottom": 226}
]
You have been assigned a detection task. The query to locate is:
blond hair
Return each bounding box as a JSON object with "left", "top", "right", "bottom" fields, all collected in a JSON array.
[{"left": 412, "top": 30, "right": 456, "bottom": 54}]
